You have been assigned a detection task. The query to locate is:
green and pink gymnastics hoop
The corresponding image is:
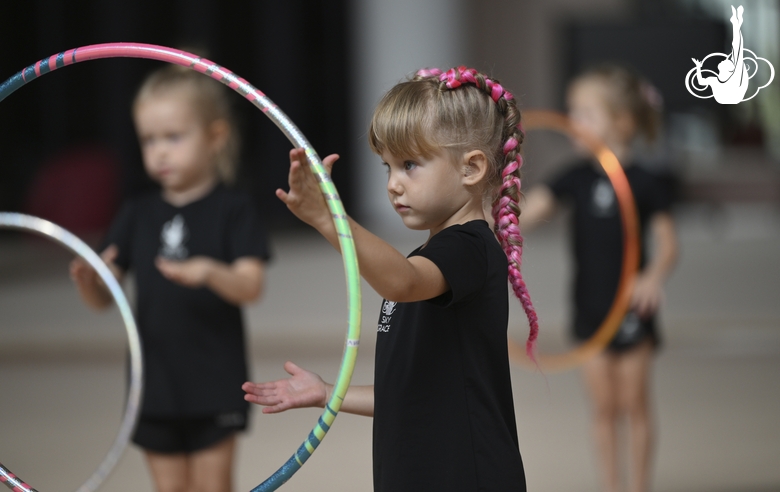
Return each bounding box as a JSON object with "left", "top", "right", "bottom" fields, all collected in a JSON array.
[{"left": 0, "top": 43, "right": 362, "bottom": 492}]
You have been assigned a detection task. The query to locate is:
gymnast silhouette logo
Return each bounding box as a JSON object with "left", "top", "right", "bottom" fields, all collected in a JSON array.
[
  {"left": 159, "top": 214, "right": 189, "bottom": 259},
  {"left": 685, "top": 5, "right": 774, "bottom": 104},
  {"left": 382, "top": 300, "right": 397, "bottom": 316}
]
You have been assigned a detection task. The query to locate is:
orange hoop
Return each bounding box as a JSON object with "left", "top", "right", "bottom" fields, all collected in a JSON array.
[{"left": 509, "top": 110, "right": 641, "bottom": 372}]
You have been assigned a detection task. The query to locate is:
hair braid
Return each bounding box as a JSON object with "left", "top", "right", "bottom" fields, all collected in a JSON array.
[{"left": 416, "top": 66, "right": 540, "bottom": 361}]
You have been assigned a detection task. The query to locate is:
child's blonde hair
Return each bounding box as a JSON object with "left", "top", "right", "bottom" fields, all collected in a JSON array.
[
  {"left": 133, "top": 65, "right": 240, "bottom": 184},
  {"left": 369, "top": 67, "right": 539, "bottom": 358},
  {"left": 571, "top": 64, "right": 663, "bottom": 143}
]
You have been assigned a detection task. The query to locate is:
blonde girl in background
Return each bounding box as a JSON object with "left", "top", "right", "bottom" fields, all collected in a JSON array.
[
  {"left": 243, "top": 67, "right": 538, "bottom": 491},
  {"left": 521, "top": 64, "right": 678, "bottom": 492},
  {"left": 70, "top": 65, "right": 270, "bottom": 492}
]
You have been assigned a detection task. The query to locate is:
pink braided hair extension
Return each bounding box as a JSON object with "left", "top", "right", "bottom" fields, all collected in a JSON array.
[{"left": 417, "top": 66, "right": 540, "bottom": 361}]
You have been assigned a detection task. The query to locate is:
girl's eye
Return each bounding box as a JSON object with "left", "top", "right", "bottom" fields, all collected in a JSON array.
[{"left": 404, "top": 161, "right": 417, "bottom": 171}]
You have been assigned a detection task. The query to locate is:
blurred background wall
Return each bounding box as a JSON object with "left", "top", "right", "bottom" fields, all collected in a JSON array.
[{"left": 1, "top": 0, "right": 778, "bottom": 236}]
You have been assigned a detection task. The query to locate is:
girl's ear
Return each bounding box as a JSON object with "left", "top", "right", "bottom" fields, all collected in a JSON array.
[
  {"left": 461, "top": 150, "right": 489, "bottom": 187},
  {"left": 209, "top": 119, "right": 230, "bottom": 151},
  {"left": 614, "top": 110, "right": 637, "bottom": 142}
]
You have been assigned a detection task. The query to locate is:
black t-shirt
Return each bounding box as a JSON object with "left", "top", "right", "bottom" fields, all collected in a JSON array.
[
  {"left": 548, "top": 161, "right": 671, "bottom": 339},
  {"left": 103, "top": 185, "right": 270, "bottom": 417},
  {"left": 373, "top": 220, "right": 526, "bottom": 492}
]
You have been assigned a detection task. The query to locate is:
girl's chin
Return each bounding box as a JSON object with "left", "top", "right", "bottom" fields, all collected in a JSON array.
[{"left": 399, "top": 216, "right": 429, "bottom": 231}]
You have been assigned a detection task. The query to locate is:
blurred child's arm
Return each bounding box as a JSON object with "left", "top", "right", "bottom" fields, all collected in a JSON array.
[
  {"left": 277, "top": 149, "right": 448, "bottom": 303},
  {"left": 155, "top": 256, "right": 264, "bottom": 305},
  {"left": 242, "top": 361, "right": 374, "bottom": 417},
  {"left": 519, "top": 185, "right": 557, "bottom": 231},
  {"left": 632, "top": 212, "right": 678, "bottom": 318},
  {"left": 69, "top": 245, "right": 123, "bottom": 310}
]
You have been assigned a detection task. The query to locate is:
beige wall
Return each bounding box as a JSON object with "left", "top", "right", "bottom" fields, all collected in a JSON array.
[
  {"left": 350, "top": 0, "right": 467, "bottom": 234},
  {"left": 465, "top": 0, "right": 631, "bottom": 109}
]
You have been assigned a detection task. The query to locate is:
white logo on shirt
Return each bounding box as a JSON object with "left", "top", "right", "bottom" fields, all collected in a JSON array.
[
  {"left": 591, "top": 178, "right": 616, "bottom": 217},
  {"left": 159, "top": 214, "right": 189, "bottom": 259},
  {"left": 382, "top": 300, "right": 397, "bottom": 316},
  {"left": 377, "top": 300, "right": 397, "bottom": 333}
]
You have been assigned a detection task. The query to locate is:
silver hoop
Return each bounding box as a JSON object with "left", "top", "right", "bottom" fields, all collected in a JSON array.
[{"left": 0, "top": 213, "right": 142, "bottom": 492}]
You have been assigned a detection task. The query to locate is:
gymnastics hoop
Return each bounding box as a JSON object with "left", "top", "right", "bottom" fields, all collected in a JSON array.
[
  {"left": 0, "top": 213, "right": 143, "bottom": 492},
  {"left": 0, "top": 43, "right": 362, "bottom": 492},
  {"left": 507, "top": 110, "right": 640, "bottom": 372}
]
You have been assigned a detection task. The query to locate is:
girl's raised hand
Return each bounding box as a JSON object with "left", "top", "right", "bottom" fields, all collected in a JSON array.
[
  {"left": 242, "top": 361, "right": 328, "bottom": 414},
  {"left": 276, "top": 148, "right": 340, "bottom": 234},
  {"left": 69, "top": 244, "right": 119, "bottom": 289},
  {"left": 69, "top": 244, "right": 121, "bottom": 309}
]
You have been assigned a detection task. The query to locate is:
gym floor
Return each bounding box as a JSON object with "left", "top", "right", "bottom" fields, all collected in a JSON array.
[{"left": 1, "top": 203, "right": 779, "bottom": 491}]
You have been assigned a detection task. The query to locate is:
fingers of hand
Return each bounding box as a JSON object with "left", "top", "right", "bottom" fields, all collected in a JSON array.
[
  {"left": 102, "top": 244, "right": 119, "bottom": 263},
  {"left": 322, "top": 153, "right": 340, "bottom": 175},
  {"left": 276, "top": 188, "right": 290, "bottom": 204},
  {"left": 633, "top": 292, "right": 657, "bottom": 318},
  {"left": 155, "top": 258, "right": 171, "bottom": 275},
  {"left": 284, "top": 360, "right": 301, "bottom": 376},
  {"left": 155, "top": 258, "right": 183, "bottom": 282},
  {"left": 262, "top": 403, "right": 292, "bottom": 414},
  {"left": 70, "top": 258, "right": 95, "bottom": 282},
  {"left": 289, "top": 148, "right": 308, "bottom": 166},
  {"left": 243, "top": 382, "right": 282, "bottom": 402}
]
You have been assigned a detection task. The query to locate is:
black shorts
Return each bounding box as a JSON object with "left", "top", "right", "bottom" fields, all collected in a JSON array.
[
  {"left": 574, "top": 311, "right": 660, "bottom": 353},
  {"left": 133, "top": 411, "right": 248, "bottom": 454}
]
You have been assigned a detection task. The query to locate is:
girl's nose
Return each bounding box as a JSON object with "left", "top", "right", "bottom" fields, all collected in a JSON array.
[{"left": 386, "top": 174, "right": 402, "bottom": 195}]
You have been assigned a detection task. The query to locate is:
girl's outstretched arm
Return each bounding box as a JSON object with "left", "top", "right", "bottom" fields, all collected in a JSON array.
[
  {"left": 518, "top": 185, "right": 557, "bottom": 232},
  {"left": 631, "top": 212, "right": 678, "bottom": 318},
  {"left": 242, "top": 361, "right": 374, "bottom": 417},
  {"left": 278, "top": 149, "right": 448, "bottom": 303},
  {"left": 69, "top": 244, "right": 123, "bottom": 310}
]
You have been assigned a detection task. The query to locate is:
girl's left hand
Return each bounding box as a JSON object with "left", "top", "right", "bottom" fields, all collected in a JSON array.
[
  {"left": 631, "top": 272, "right": 664, "bottom": 319},
  {"left": 277, "top": 148, "right": 340, "bottom": 234},
  {"left": 156, "top": 256, "right": 214, "bottom": 288}
]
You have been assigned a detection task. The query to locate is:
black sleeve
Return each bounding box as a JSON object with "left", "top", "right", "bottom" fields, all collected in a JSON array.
[
  {"left": 644, "top": 172, "right": 673, "bottom": 216},
  {"left": 415, "top": 225, "right": 488, "bottom": 306},
  {"left": 226, "top": 195, "right": 271, "bottom": 262},
  {"left": 100, "top": 200, "right": 135, "bottom": 271}
]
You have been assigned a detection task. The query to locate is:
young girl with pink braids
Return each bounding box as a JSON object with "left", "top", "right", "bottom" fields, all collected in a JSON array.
[{"left": 243, "top": 67, "right": 537, "bottom": 491}]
